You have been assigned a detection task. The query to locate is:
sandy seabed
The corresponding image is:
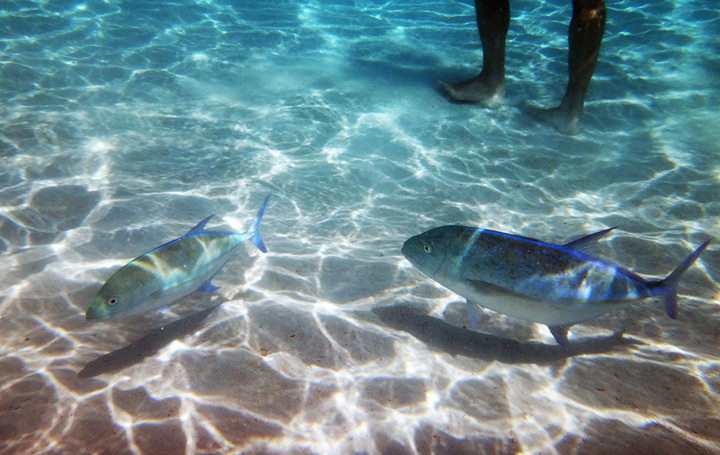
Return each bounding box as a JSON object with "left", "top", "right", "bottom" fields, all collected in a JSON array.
[{"left": 1, "top": 0, "right": 719, "bottom": 454}]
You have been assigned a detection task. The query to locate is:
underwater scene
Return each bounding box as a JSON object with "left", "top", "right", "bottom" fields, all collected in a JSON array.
[{"left": 1, "top": 0, "right": 719, "bottom": 453}]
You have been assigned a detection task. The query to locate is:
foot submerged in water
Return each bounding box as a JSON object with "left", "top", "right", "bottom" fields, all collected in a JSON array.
[
  {"left": 439, "top": 76, "right": 505, "bottom": 107},
  {"left": 440, "top": 76, "right": 582, "bottom": 136},
  {"left": 524, "top": 104, "right": 581, "bottom": 136}
]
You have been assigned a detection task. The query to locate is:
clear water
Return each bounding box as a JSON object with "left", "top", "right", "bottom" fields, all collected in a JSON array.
[{"left": 1, "top": 0, "right": 719, "bottom": 453}]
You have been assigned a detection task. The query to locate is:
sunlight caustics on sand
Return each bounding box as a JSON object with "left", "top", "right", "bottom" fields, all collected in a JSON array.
[{"left": 1, "top": 1, "right": 719, "bottom": 454}]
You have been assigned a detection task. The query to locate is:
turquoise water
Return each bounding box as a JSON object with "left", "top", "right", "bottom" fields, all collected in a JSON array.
[{"left": 1, "top": 0, "right": 719, "bottom": 453}]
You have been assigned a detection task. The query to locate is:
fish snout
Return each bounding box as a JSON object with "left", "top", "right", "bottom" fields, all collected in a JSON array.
[
  {"left": 400, "top": 242, "right": 410, "bottom": 260},
  {"left": 86, "top": 303, "right": 110, "bottom": 321},
  {"left": 401, "top": 241, "right": 418, "bottom": 266}
]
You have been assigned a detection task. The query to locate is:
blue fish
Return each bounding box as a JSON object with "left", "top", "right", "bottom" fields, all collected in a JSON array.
[
  {"left": 87, "top": 195, "right": 271, "bottom": 320},
  {"left": 402, "top": 225, "right": 710, "bottom": 345}
]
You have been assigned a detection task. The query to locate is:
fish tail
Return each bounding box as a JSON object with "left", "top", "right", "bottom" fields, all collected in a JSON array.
[
  {"left": 247, "top": 194, "right": 271, "bottom": 253},
  {"left": 659, "top": 239, "right": 711, "bottom": 319}
]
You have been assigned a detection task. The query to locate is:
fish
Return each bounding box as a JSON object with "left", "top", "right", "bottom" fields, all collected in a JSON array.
[
  {"left": 401, "top": 225, "right": 710, "bottom": 346},
  {"left": 86, "top": 194, "right": 271, "bottom": 320}
]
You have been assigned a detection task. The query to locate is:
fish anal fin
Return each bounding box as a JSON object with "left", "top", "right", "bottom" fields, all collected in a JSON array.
[
  {"left": 549, "top": 325, "right": 571, "bottom": 347},
  {"left": 564, "top": 227, "right": 616, "bottom": 256},
  {"left": 198, "top": 279, "right": 220, "bottom": 293}
]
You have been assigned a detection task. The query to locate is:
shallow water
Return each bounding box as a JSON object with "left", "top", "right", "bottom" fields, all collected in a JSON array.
[{"left": 1, "top": 0, "right": 719, "bottom": 454}]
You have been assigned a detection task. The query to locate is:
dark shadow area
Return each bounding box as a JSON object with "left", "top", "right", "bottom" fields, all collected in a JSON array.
[
  {"left": 347, "top": 53, "right": 460, "bottom": 92},
  {"left": 78, "top": 303, "right": 224, "bottom": 378},
  {"left": 372, "top": 305, "right": 641, "bottom": 365}
]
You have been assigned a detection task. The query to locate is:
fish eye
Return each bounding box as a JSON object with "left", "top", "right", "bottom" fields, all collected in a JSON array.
[
  {"left": 108, "top": 298, "right": 118, "bottom": 306},
  {"left": 423, "top": 244, "right": 432, "bottom": 254}
]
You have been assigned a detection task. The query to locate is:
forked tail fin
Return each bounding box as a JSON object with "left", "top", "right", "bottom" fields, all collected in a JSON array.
[
  {"left": 247, "top": 194, "right": 271, "bottom": 253},
  {"left": 661, "top": 240, "right": 711, "bottom": 319}
]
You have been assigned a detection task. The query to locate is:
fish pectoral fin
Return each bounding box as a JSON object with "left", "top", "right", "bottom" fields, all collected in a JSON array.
[
  {"left": 549, "top": 325, "right": 571, "bottom": 347},
  {"left": 465, "top": 300, "right": 485, "bottom": 331},
  {"left": 198, "top": 280, "right": 220, "bottom": 292}
]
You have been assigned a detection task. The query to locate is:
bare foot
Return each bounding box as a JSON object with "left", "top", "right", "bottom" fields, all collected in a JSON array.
[
  {"left": 439, "top": 76, "right": 505, "bottom": 107},
  {"left": 524, "top": 104, "right": 581, "bottom": 136}
]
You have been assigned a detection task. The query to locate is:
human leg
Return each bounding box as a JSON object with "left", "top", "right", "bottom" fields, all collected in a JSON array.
[
  {"left": 440, "top": 0, "right": 510, "bottom": 105},
  {"left": 536, "top": 0, "right": 606, "bottom": 135}
]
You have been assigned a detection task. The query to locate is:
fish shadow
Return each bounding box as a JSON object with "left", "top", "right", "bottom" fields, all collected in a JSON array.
[
  {"left": 78, "top": 303, "right": 224, "bottom": 378},
  {"left": 372, "top": 305, "right": 641, "bottom": 365}
]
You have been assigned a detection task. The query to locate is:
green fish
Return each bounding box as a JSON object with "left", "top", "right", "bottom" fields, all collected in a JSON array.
[
  {"left": 87, "top": 195, "right": 270, "bottom": 320},
  {"left": 402, "top": 225, "right": 710, "bottom": 345}
]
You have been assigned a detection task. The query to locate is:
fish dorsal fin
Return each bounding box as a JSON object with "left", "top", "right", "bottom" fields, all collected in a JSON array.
[
  {"left": 564, "top": 227, "right": 616, "bottom": 256},
  {"left": 185, "top": 215, "right": 215, "bottom": 237}
]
